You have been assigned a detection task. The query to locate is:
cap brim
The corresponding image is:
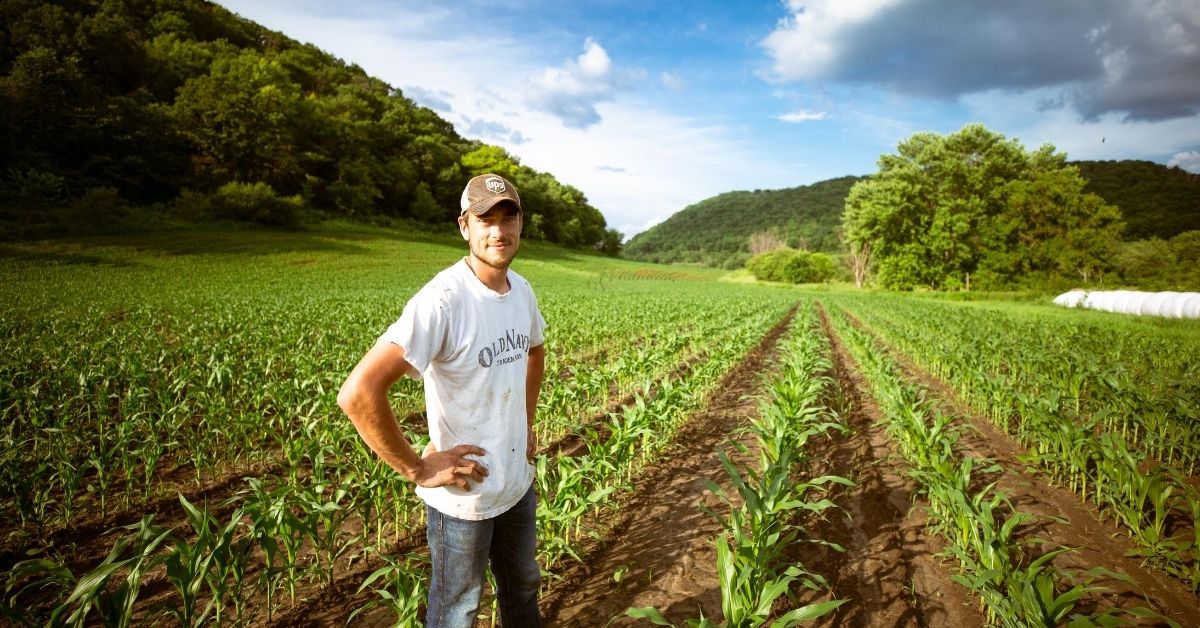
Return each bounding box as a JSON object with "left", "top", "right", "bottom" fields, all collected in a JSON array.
[{"left": 462, "top": 197, "right": 521, "bottom": 216}]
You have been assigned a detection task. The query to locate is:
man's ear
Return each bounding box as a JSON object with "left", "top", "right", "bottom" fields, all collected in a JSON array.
[{"left": 457, "top": 214, "right": 469, "bottom": 240}]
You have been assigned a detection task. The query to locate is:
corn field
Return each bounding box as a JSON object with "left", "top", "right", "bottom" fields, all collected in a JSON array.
[{"left": 2, "top": 228, "right": 1200, "bottom": 626}]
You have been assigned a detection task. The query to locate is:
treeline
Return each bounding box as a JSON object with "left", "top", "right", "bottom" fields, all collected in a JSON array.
[
  {"left": 0, "top": 0, "right": 619, "bottom": 251},
  {"left": 621, "top": 176, "right": 856, "bottom": 268}
]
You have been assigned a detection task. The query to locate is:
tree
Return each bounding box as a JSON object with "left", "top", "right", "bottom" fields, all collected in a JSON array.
[
  {"left": 843, "top": 124, "right": 1122, "bottom": 290},
  {"left": 171, "top": 51, "right": 306, "bottom": 189},
  {"left": 748, "top": 229, "right": 786, "bottom": 255}
]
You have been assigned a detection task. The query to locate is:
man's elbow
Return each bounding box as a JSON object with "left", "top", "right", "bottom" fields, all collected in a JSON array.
[{"left": 337, "top": 379, "right": 360, "bottom": 416}]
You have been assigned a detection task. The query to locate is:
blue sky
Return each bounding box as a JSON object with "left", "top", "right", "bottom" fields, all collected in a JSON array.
[{"left": 217, "top": 0, "right": 1200, "bottom": 239}]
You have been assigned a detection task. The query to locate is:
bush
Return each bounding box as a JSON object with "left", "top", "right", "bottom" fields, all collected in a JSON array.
[
  {"left": 169, "top": 183, "right": 302, "bottom": 227},
  {"left": 744, "top": 248, "right": 836, "bottom": 284},
  {"left": 170, "top": 188, "right": 213, "bottom": 222},
  {"left": 213, "top": 182, "right": 300, "bottom": 227},
  {"left": 69, "top": 187, "right": 129, "bottom": 229}
]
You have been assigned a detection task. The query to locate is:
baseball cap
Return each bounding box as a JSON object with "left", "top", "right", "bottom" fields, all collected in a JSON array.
[{"left": 460, "top": 174, "right": 522, "bottom": 216}]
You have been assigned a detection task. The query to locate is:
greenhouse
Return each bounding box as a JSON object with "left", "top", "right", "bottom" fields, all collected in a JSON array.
[{"left": 1053, "top": 290, "right": 1200, "bottom": 318}]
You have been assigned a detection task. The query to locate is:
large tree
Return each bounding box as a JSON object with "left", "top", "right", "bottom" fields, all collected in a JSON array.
[{"left": 842, "top": 124, "right": 1123, "bottom": 290}]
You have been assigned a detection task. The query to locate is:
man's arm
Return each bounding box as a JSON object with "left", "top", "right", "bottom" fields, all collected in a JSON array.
[
  {"left": 525, "top": 343, "right": 546, "bottom": 460},
  {"left": 337, "top": 341, "right": 488, "bottom": 490}
]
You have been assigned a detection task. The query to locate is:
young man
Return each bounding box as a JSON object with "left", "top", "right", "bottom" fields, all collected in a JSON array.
[{"left": 337, "top": 173, "right": 545, "bottom": 627}]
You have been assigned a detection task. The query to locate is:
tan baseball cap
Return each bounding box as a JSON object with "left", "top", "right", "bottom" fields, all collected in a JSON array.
[{"left": 460, "top": 173, "right": 522, "bottom": 216}]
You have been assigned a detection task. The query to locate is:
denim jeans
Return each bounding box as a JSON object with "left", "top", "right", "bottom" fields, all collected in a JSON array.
[{"left": 425, "top": 484, "right": 541, "bottom": 628}]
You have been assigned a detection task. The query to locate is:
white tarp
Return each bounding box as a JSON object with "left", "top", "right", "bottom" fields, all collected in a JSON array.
[{"left": 1053, "top": 290, "right": 1200, "bottom": 319}]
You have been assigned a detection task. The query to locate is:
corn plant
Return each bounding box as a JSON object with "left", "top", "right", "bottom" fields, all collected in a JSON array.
[
  {"left": 1, "top": 558, "right": 76, "bottom": 626},
  {"left": 54, "top": 515, "right": 172, "bottom": 628},
  {"left": 348, "top": 552, "right": 429, "bottom": 627},
  {"left": 828, "top": 305, "right": 1166, "bottom": 626},
  {"left": 827, "top": 294, "right": 1200, "bottom": 591},
  {"left": 631, "top": 307, "right": 850, "bottom": 627},
  {"left": 162, "top": 494, "right": 252, "bottom": 626}
]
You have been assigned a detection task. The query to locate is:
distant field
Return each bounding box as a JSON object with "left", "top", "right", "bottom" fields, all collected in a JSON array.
[{"left": 2, "top": 225, "right": 1199, "bottom": 626}]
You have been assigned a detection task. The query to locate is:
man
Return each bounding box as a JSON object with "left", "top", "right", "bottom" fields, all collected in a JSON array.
[{"left": 337, "top": 173, "right": 545, "bottom": 627}]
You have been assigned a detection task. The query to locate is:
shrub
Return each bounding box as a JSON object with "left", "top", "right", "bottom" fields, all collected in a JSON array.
[
  {"left": 744, "top": 248, "right": 836, "bottom": 284},
  {"left": 211, "top": 182, "right": 300, "bottom": 227},
  {"left": 69, "top": 187, "right": 129, "bottom": 228}
]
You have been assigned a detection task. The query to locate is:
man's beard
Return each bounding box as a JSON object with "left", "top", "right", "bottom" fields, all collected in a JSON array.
[{"left": 472, "top": 242, "right": 517, "bottom": 269}]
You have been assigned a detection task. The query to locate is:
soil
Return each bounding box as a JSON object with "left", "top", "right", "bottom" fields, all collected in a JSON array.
[
  {"left": 835, "top": 305, "right": 1200, "bottom": 627},
  {"left": 793, "top": 306, "right": 984, "bottom": 627},
  {"left": 538, "top": 305, "right": 984, "bottom": 627}
]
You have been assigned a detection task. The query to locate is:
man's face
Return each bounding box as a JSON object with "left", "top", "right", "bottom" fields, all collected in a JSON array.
[{"left": 458, "top": 202, "right": 522, "bottom": 270}]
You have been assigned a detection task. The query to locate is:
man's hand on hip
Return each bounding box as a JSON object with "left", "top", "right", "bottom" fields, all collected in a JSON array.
[{"left": 415, "top": 444, "right": 489, "bottom": 490}]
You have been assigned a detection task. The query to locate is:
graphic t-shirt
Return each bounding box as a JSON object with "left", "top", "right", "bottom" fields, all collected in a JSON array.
[{"left": 380, "top": 259, "right": 546, "bottom": 520}]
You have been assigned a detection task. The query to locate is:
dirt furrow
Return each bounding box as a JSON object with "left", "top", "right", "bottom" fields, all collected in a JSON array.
[
  {"left": 796, "top": 306, "right": 983, "bottom": 627},
  {"left": 540, "top": 307, "right": 796, "bottom": 626},
  {"left": 840, "top": 306, "right": 1200, "bottom": 626}
]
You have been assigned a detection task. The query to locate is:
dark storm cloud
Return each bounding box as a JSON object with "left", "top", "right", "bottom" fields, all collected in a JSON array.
[{"left": 764, "top": 0, "right": 1200, "bottom": 121}]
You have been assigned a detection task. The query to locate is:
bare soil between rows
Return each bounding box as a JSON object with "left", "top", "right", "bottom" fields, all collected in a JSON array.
[
  {"left": 537, "top": 303, "right": 981, "bottom": 627},
  {"left": 835, "top": 305, "right": 1200, "bottom": 627}
]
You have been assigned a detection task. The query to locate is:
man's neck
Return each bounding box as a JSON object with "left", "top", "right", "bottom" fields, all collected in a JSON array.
[{"left": 466, "top": 256, "right": 511, "bottom": 294}]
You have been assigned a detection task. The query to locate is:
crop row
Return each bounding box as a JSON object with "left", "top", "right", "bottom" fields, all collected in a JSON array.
[
  {"left": 826, "top": 306, "right": 1164, "bottom": 627},
  {"left": 826, "top": 295, "right": 1200, "bottom": 590},
  {"left": 630, "top": 303, "right": 849, "bottom": 627}
]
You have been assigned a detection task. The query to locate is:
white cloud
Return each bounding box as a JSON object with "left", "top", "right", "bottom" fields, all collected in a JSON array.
[
  {"left": 403, "top": 85, "right": 453, "bottom": 112},
  {"left": 512, "top": 103, "right": 797, "bottom": 238},
  {"left": 1168, "top": 151, "right": 1200, "bottom": 173},
  {"left": 778, "top": 109, "right": 827, "bottom": 123},
  {"left": 525, "top": 38, "right": 635, "bottom": 128},
  {"left": 461, "top": 117, "right": 527, "bottom": 145},
  {"left": 761, "top": 0, "right": 904, "bottom": 81},
  {"left": 661, "top": 71, "right": 685, "bottom": 92}
]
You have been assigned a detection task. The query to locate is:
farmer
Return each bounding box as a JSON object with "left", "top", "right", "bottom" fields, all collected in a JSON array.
[{"left": 337, "top": 173, "right": 545, "bottom": 627}]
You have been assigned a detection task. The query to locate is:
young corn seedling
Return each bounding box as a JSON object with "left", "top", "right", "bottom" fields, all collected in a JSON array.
[
  {"left": 348, "top": 552, "right": 429, "bottom": 627},
  {"left": 55, "top": 515, "right": 173, "bottom": 628}
]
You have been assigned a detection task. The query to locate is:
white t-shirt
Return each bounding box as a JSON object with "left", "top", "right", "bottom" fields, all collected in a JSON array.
[{"left": 380, "top": 259, "right": 546, "bottom": 520}]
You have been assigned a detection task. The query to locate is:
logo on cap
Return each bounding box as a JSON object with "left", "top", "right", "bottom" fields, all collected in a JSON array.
[{"left": 485, "top": 177, "right": 506, "bottom": 194}]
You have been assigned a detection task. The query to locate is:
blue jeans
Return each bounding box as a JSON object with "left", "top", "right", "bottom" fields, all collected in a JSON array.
[{"left": 425, "top": 484, "right": 541, "bottom": 628}]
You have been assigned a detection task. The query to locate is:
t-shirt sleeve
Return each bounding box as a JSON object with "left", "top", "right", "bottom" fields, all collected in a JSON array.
[
  {"left": 379, "top": 285, "right": 450, "bottom": 375},
  {"left": 529, "top": 287, "right": 547, "bottom": 348}
]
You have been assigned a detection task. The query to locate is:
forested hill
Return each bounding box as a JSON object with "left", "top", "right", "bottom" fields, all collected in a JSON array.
[
  {"left": 0, "top": 0, "right": 618, "bottom": 250},
  {"left": 1075, "top": 160, "right": 1200, "bottom": 240},
  {"left": 622, "top": 161, "right": 1196, "bottom": 268},
  {"left": 621, "top": 176, "right": 860, "bottom": 268}
]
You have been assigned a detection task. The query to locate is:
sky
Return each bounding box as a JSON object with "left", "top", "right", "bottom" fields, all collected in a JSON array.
[{"left": 216, "top": 0, "right": 1200, "bottom": 239}]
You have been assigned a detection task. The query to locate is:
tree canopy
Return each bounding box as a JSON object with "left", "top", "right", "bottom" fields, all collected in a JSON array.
[
  {"left": 842, "top": 124, "right": 1124, "bottom": 290},
  {"left": 0, "top": 0, "right": 619, "bottom": 250}
]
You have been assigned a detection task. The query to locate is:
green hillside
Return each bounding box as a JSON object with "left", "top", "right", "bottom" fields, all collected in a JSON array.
[
  {"left": 1075, "top": 160, "right": 1200, "bottom": 240},
  {"left": 622, "top": 176, "right": 860, "bottom": 268},
  {"left": 623, "top": 161, "right": 1197, "bottom": 269},
  {"left": 0, "top": 0, "right": 617, "bottom": 250}
]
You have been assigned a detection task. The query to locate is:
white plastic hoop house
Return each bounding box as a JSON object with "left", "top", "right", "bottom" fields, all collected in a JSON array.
[{"left": 1053, "top": 290, "right": 1200, "bottom": 318}]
